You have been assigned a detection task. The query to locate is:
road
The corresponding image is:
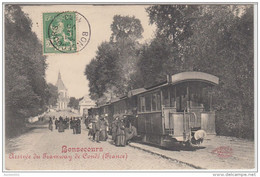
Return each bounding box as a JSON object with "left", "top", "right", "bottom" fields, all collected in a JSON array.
[
  {"left": 5, "top": 111, "right": 255, "bottom": 171},
  {"left": 5, "top": 118, "right": 192, "bottom": 170}
]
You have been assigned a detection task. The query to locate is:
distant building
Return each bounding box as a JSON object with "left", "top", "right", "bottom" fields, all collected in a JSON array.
[
  {"left": 56, "top": 71, "right": 69, "bottom": 110},
  {"left": 79, "top": 95, "right": 95, "bottom": 116}
]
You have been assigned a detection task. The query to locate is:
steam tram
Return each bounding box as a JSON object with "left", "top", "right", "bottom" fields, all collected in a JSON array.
[{"left": 88, "top": 72, "right": 219, "bottom": 147}]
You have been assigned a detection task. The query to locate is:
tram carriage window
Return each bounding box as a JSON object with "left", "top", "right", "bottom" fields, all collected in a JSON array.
[
  {"left": 151, "top": 92, "right": 161, "bottom": 111},
  {"left": 162, "top": 87, "right": 170, "bottom": 107},
  {"left": 152, "top": 93, "right": 157, "bottom": 111},
  {"left": 157, "top": 92, "right": 161, "bottom": 110},
  {"left": 189, "top": 82, "right": 204, "bottom": 108},
  {"left": 139, "top": 92, "right": 161, "bottom": 112},
  {"left": 140, "top": 96, "right": 145, "bottom": 112},
  {"left": 176, "top": 84, "right": 187, "bottom": 112},
  {"left": 170, "top": 87, "right": 176, "bottom": 107},
  {"left": 202, "top": 87, "right": 211, "bottom": 111},
  {"left": 145, "top": 95, "right": 151, "bottom": 112}
]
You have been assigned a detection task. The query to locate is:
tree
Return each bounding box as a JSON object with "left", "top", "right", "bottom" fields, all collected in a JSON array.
[
  {"left": 68, "top": 97, "right": 80, "bottom": 109},
  {"left": 85, "top": 42, "right": 120, "bottom": 102},
  {"left": 85, "top": 15, "right": 144, "bottom": 105},
  {"left": 180, "top": 5, "right": 254, "bottom": 138},
  {"left": 110, "top": 15, "right": 143, "bottom": 42},
  {"left": 138, "top": 4, "right": 254, "bottom": 138},
  {"left": 45, "top": 83, "right": 59, "bottom": 107},
  {"left": 134, "top": 5, "right": 199, "bottom": 88},
  {"left": 5, "top": 5, "right": 48, "bottom": 137}
]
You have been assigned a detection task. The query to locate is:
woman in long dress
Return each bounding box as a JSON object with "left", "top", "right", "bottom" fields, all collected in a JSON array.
[
  {"left": 111, "top": 117, "right": 118, "bottom": 142},
  {"left": 115, "top": 118, "right": 126, "bottom": 147},
  {"left": 99, "top": 117, "right": 108, "bottom": 141},
  {"left": 58, "top": 117, "right": 64, "bottom": 132},
  {"left": 48, "top": 117, "right": 53, "bottom": 131}
]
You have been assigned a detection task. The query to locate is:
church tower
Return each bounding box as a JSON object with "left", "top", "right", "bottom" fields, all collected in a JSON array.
[{"left": 56, "top": 71, "right": 69, "bottom": 110}]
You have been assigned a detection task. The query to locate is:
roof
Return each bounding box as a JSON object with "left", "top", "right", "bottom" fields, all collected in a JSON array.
[
  {"left": 95, "top": 72, "right": 219, "bottom": 107},
  {"left": 56, "top": 72, "right": 67, "bottom": 90},
  {"left": 132, "top": 72, "right": 219, "bottom": 96},
  {"left": 171, "top": 72, "right": 219, "bottom": 85},
  {"left": 127, "top": 88, "right": 147, "bottom": 97},
  {"left": 110, "top": 97, "right": 121, "bottom": 104},
  {"left": 79, "top": 95, "right": 95, "bottom": 106}
]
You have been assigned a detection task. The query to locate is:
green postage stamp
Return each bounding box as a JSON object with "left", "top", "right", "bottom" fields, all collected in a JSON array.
[{"left": 43, "top": 12, "right": 77, "bottom": 53}]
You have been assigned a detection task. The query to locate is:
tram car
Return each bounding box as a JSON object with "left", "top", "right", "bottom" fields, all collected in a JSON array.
[{"left": 88, "top": 72, "right": 219, "bottom": 147}]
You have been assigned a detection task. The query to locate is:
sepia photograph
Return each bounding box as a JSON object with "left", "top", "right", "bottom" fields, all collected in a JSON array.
[{"left": 2, "top": 2, "right": 257, "bottom": 174}]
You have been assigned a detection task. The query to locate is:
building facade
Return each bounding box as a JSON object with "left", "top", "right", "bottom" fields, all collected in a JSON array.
[
  {"left": 56, "top": 71, "right": 69, "bottom": 110},
  {"left": 79, "top": 95, "right": 95, "bottom": 116}
]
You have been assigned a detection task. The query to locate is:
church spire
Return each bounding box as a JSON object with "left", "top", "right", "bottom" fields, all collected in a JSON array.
[
  {"left": 58, "top": 70, "right": 61, "bottom": 80},
  {"left": 56, "top": 71, "right": 67, "bottom": 90}
]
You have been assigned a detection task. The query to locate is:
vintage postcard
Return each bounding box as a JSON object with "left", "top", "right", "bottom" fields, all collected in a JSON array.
[{"left": 3, "top": 3, "right": 257, "bottom": 174}]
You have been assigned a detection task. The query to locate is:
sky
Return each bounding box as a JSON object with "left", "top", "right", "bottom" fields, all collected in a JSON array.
[{"left": 22, "top": 5, "right": 156, "bottom": 99}]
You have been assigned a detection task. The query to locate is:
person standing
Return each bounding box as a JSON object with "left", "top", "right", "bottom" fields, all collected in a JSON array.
[
  {"left": 54, "top": 118, "right": 58, "bottom": 129},
  {"left": 48, "top": 117, "right": 53, "bottom": 131},
  {"left": 92, "top": 115, "right": 101, "bottom": 143},
  {"left": 115, "top": 117, "right": 126, "bottom": 146},
  {"left": 88, "top": 121, "right": 93, "bottom": 139},
  {"left": 72, "top": 117, "right": 76, "bottom": 134},
  {"left": 76, "top": 118, "right": 81, "bottom": 134},
  {"left": 99, "top": 116, "right": 108, "bottom": 141},
  {"left": 111, "top": 117, "right": 119, "bottom": 142},
  {"left": 58, "top": 117, "right": 65, "bottom": 133},
  {"left": 84, "top": 117, "right": 89, "bottom": 129},
  {"left": 70, "top": 117, "right": 73, "bottom": 129}
]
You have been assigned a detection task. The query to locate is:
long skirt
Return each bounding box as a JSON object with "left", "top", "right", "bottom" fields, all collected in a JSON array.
[
  {"left": 76, "top": 126, "right": 81, "bottom": 134},
  {"left": 99, "top": 130, "right": 107, "bottom": 141},
  {"left": 115, "top": 134, "right": 126, "bottom": 146},
  {"left": 58, "top": 124, "right": 64, "bottom": 132},
  {"left": 49, "top": 124, "right": 53, "bottom": 131},
  {"left": 88, "top": 129, "right": 93, "bottom": 136},
  {"left": 112, "top": 132, "right": 116, "bottom": 141},
  {"left": 95, "top": 131, "right": 100, "bottom": 142}
]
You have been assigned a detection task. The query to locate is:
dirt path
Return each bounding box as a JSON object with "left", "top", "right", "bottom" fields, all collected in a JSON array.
[{"left": 5, "top": 125, "right": 192, "bottom": 170}]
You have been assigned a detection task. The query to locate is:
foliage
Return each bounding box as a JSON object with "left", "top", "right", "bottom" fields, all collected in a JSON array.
[
  {"left": 5, "top": 5, "right": 48, "bottom": 137},
  {"left": 180, "top": 5, "right": 254, "bottom": 138},
  {"left": 85, "top": 15, "right": 143, "bottom": 105},
  {"left": 110, "top": 15, "right": 143, "bottom": 42},
  {"left": 68, "top": 97, "right": 80, "bottom": 109},
  {"left": 144, "top": 5, "right": 254, "bottom": 139},
  {"left": 84, "top": 5, "right": 254, "bottom": 139},
  {"left": 135, "top": 5, "right": 200, "bottom": 88},
  {"left": 45, "top": 83, "right": 59, "bottom": 107}
]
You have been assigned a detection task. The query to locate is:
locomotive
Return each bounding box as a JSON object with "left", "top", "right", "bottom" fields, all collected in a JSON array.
[{"left": 88, "top": 72, "right": 219, "bottom": 147}]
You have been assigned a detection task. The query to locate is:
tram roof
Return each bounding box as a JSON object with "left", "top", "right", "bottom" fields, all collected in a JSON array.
[
  {"left": 171, "top": 72, "right": 219, "bottom": 85},
  {"left": 95, "top": 72, "right": 219, "bottom": 107},
  {"left": 137, "top": 72, "right": 219, "bottom": 95}
]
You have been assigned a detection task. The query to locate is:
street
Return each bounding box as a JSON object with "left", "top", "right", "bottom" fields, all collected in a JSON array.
[
  {"left": 5, "top": 111, "right": 255, "bottom": 171},
  {"left": 5, "top": 113, "right": 192, "bottom": 170}
]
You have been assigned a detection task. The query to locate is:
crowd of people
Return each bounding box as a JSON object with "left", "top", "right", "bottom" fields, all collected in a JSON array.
[
  {"left": 48, "top": 116, "right": 81, "bottom": 134},
  {"left": 48, "top": 114, "right": 138, "bottom": 147},
  {"left": 86, "top": 114, "right": 137, "bottom": 147}
]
